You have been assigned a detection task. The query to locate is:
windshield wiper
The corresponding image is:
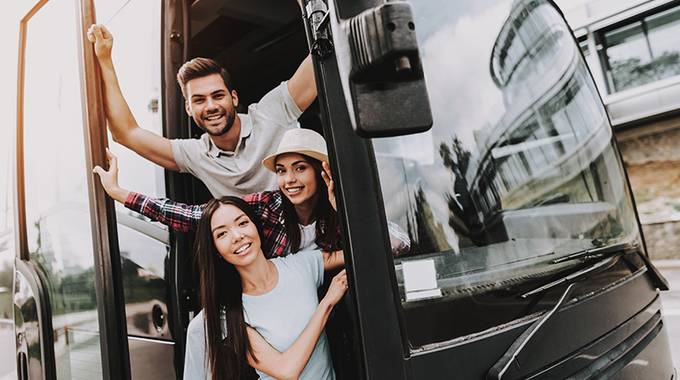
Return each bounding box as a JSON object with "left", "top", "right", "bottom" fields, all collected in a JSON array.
[
  {"left": 550, "top": 240, "right": 669, "bottom": 291},
  {"left": 521, "top": 255, "right": 620, "bottom": 299},
  {"left": 550, "top": 241, "right": 638, "bottom": 264},
  {"left": 487, "top": 283, "right": 576, "bottom": 380}
]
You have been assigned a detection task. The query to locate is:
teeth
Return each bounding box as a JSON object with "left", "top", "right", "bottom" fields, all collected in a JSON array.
[
  {"left": 235, "top": 243, "right": 251, "bottom": 254},
  {"left": 287, "top": 187, "right": 302, "bottom": 194},
  {"left": 206, "top": 114, "right": 222, "bottom": 121}
]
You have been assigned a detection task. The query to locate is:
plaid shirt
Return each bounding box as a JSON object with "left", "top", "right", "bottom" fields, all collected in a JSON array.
[{"left": 124, "top": 191, "right": 338, "bottom": 258}]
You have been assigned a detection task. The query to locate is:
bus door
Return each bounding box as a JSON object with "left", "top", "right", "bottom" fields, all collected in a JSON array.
[
  {"left": 12, "top": 0, "right": 158, "bottom": 378},
  {"left": 166, "top": 0, "right": 325, "bottom": 376},
  {"left": 309, "top": 0, "right": 673, "bottom": 378},
  {"left": 89, "top": 0, "right": 182, "bottom": 378}
]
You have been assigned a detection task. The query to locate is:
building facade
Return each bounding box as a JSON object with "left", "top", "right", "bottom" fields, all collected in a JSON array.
[{"left": 563, "top": 0, "right": 680, "bottom": 259}]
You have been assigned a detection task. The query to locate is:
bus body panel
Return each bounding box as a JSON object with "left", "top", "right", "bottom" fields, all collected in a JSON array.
[
  {"left": 407, "top": 270, "right": 671, "bottom": 379},
  {"left": 315, "top": 0, "right": 675, "bottom": 378}
]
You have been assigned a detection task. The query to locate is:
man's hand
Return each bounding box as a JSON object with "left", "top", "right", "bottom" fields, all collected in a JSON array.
[
  {"left": 87, "top": 24, "right": 113, "bottom": 63},
  {"left": 85, "top": 23, "right": 178, "bottom": 171}
]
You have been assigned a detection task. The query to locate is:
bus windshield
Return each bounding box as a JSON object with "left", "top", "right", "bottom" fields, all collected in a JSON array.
[{"left": 373, "top": 0, "right": 641, "bottom": 318}]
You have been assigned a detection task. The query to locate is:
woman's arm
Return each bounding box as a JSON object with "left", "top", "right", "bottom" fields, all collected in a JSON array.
[
  {"left": 322, "top": 250, "right": 344, "bottom": 271},
  {"left": 93, "top": 149, "right": 130, "bottom": 203},
  {"left": 93, "top": 149, "right": 204, "bottom": 232},
  {"left": 246, "top": 270, "right": 347, "bottom": 380}
]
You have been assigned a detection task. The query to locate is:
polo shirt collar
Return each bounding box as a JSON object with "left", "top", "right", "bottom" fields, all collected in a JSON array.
[{"left": 206, "top": 113, "right": 252, "bottom": 158}]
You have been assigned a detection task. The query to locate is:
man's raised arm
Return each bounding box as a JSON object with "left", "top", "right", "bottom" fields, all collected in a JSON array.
[
  {"left": 287, "top": 55, "right": 318, "bottom": 112},
  {"left": 87, "top": 24, "right": 179, "bottom": 171}
]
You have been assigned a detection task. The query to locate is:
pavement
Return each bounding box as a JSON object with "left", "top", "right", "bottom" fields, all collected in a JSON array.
[{"left": 657, "top": 261, "right": 680, "bottom": 371}]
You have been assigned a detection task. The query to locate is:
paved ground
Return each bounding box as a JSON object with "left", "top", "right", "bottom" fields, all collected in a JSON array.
[
  {"left": 657, "top": 261, "right": 680, "bottom": 371},
  {"left": 0, "top": 322, "right": 13, "bottom": 378}
]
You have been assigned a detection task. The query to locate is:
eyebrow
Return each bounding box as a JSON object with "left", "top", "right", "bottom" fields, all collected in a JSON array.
[
  {"left": 211, "top": 212, "right": 247, "bottom": 232},
  {"left": 276, "top": 160, "right": 307, "bottom": 168},
  {"left": 191, "top": 90, "right": 225, "bottom": 101}
]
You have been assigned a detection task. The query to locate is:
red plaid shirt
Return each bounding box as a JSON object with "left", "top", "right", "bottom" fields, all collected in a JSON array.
[{"left": 124, "top": 191, "right": 338, "bottom": 258}]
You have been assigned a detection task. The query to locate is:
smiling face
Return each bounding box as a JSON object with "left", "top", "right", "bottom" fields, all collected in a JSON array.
[
  {"left": 275, "top": 153, "right": 320, "bottom": 207},
  {"left": 210, "top": 204, "right": 262, "bottom": 267},
  {"left": 185, "top": 73, "right": 237, "bottom": 136}
]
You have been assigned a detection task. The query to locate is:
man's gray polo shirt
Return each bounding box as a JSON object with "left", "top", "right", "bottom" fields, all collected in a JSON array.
[{"left": 170, "top": 82, "right": 301, "bottom": 197}]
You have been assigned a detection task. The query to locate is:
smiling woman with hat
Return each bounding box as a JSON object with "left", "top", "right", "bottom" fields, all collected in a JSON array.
[{"left": 94, "top": 128, "right": 344, "bottom": 256}]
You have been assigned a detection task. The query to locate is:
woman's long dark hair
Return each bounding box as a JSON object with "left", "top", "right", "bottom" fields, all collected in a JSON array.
[
  {"left": 281, "top": 156, "right": 339, "bottom": 252},
  {"left": 195, "top": 196, "right": 263, "bottom": 380}
]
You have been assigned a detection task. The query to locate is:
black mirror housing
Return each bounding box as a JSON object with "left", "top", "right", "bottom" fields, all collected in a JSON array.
[{"left": 328, "top": 0, "right": 433, "bottom": 137}]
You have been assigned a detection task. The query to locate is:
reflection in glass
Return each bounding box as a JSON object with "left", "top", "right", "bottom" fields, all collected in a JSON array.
[
  {"left": 602, "top": 5, "right": 680, "bottom": 92},
  {"left": 22, "top": 1, "right": 102, "bottom": 377},
  {"left": 0, "top": 108, "right": 16, "bottom": 379},
  {"left": 106, "top": 0, "right": 165, "bottom": 199},
  {"left": 373, "top": 0, "right": 642, "bottom": 347},
  {"left": 117, "top": 223, "right": 170, "bottom": 339},
  {"left": 105, "top": 0, "right": 171, "bottom": 342}
]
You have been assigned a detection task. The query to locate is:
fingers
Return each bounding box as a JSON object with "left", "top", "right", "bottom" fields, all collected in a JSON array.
[
  {"left": 321, "top": 171, "right": 333, "bottom": 189},
  {"left": 100, "top": 24, "right": 112, "bottom": 39},
  {"left": 108, "top": 151, "right": 119, "bottom": 173},
  {"left": 105, "top": 147, "right": 117, "bottom": 160},
  {"left": 86, "top": 24, "right": 111, "bottom": 42},
  {"left": 86, "top": 25, "right": 95, "bottom": 43},
  {"left": 334, "top": 269, "right": 348, "bottom": 288},
  {"left": 93, "top": 24, "right": 104, "bottom": 41},
  {"left": 322, "top": 161, "right": 333, "bottom": 180},
  {"left": 321, "top": 161, "right": 334, "bottom": 191}
]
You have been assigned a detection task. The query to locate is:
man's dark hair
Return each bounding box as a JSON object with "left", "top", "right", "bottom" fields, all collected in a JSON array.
[{"left": 176, "top": 57, "right": 234, "bottom": 98}]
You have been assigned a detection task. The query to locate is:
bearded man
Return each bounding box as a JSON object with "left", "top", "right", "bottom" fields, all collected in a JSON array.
[{"left": 87, "top": 24, "right": 316, "bottom": 197}]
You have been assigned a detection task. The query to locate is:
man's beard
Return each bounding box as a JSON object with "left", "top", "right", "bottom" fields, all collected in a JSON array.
[{"left": 199, "top": 108, "right": 236, "bottom": 137}]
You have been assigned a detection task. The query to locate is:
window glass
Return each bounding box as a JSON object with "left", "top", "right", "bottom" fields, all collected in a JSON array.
[
  {"left": 0, "top": 81, "right": 16, "bottom": 380},
  {"left": 100, "top": 0, "right": 165, "bottom": 200},
  {"left": 578, "top": 37, "right": 589, "bottom": 59},
  {"left": 374, "top": 0, "right": 641, "bottom": 347},
  {"left": 603, "top": 22, "right": 652, "bottom": 91},
  {"left": 117, "top": 222, "right": 170, "bottom": 339},
  {"left": 645, "top": 6, "right": 680, "bottom": 81},
  {"left": 601, "top": 5, "right": 680, "bottom": 93},
  {"left": 100, "top": 0, "right": 171, "bottom": 341},
  {"left": 22, "top": 0, "right": 103, "bottom": 377}
]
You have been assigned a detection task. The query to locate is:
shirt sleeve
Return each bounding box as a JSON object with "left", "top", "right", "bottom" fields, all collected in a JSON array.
[
  {"left": 124, "top": 191, "right": 204, "bottom": 232},
  {"left": 170, "top": 138, "right": 200, "bottom": 174},
  {"left": 291, "top": 249, "right": 325, "bottom": 288},
  {"left": 248, "top": 81, "right": 303, "bottom": 128},
  {"left": 184, "top": 311, "right": 208, "bottom": 380}
]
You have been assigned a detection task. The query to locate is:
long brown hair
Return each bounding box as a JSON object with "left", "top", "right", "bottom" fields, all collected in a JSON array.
[
  {"left": 195, "top": 196, "right": 262, "bottom": 380},
  {"left": 280, "top": 156, "right": 339, "bottom": 252}
]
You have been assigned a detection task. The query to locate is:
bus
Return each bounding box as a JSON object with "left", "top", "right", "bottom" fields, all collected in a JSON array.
[{"left": 0, "top": 0, "right": 674, "bottom": 378}]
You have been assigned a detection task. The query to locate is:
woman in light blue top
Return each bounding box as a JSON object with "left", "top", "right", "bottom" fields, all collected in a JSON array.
[{"left": 191, "top": 196, "right": 346, "bottom": 380}]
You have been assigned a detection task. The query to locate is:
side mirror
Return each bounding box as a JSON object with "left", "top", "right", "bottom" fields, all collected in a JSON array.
[{"left": 325, "top": 0, "right": 433, "bottom": 137}]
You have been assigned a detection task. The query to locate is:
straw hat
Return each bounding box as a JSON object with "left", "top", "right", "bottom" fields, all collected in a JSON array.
[{"left": 262, "top": 128, "right": 328, "bottom": 172}]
